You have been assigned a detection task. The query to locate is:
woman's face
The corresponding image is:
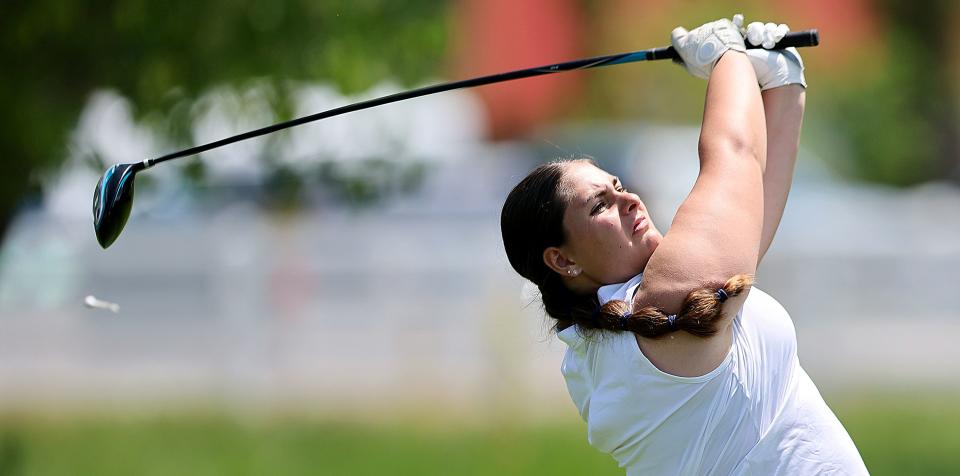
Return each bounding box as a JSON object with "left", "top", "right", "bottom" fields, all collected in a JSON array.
[{"left": 553, "top": 162, "right": 662, "bottom": 287}]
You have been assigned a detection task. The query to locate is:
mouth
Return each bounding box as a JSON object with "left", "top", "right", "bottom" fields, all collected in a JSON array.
[{"left": 633, "top": 215, "right": 649, "bottom": 235}]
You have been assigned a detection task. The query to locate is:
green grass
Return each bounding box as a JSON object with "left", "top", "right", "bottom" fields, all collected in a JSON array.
[
  {"left": 0, "top": 412, "right": 621, "bottom": 476},
  {"left": 0, "top": 395, "right": 957, "bottom": 475},
  {"left": 830, "top": 393, "right": 960, "bottom": 476}
]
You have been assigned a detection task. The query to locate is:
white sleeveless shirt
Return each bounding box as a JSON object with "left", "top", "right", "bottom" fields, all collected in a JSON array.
[{"left": 557, "top": 274, "right": 868, "bottom": 475}]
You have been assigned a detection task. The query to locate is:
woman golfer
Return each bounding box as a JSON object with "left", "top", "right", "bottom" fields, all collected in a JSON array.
[{"left": 500, "top": 17, "right": 867, "bottom": 475}]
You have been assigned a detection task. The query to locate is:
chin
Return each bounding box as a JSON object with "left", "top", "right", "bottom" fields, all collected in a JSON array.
[
  {"left": 644, "top": 229, "right": 663, "bottom": 249},
  {"left": 636, "top": 231, "right": 660, "bottom": 250}
]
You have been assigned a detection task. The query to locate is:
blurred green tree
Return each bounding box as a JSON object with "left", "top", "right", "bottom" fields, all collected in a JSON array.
[
  {"left": 0, "top": 0, "right": 449, "bottom": 242},
  {"left": 830, "top": 0, "right": 959, "bottom": 185}
]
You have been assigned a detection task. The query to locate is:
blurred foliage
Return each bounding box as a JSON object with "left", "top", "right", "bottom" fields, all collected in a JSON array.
[
  {"left": 828, "top": 0, "right": 959, "bottom": 186},
  {"left": 314, "top": 159, "right": 429, "bottom": 208},
  {"left": 0, "top": 0, "right": 450, "bottom": 242},
  {"left": 257, "top": 159, "right": 428, "bottom": 211},
  {"left": 0, "top": 394, "right": 958, "bottom": 475}
]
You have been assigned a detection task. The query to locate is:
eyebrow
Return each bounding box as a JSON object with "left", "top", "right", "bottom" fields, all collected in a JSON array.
[{"left": 586, "top": 177, "right": 620, "bottom": 204}]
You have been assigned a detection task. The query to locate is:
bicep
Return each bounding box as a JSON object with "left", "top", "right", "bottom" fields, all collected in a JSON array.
[
  {"left": 636, "top": 154, "right": 765, "bottom": 313},
  {"left": 631, "top": 52, "right": 765, "bottom": 322}
]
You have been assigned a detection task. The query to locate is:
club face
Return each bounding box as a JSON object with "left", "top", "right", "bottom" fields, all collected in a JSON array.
[{"left": 93, "top": 162, "right": 143, "bottom": 249}]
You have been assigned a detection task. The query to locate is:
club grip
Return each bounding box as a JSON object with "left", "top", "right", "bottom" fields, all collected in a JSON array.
[
  {"left": 649, "top": 29, "right": 819, "bottom": 61},
  {"left": 773, "top": 29, "right": 819, "bottom": 49}
]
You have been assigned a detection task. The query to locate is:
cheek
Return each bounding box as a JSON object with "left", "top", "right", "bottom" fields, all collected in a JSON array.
[
  {"left": 601, "top": 218, "right": 627, "bottom": 244},
  {"left": 584, "top": 219, "right": 620, "bottom": 249},
  {"left": 568, "top": 216, "right": 628, "bottom": 263},
  {"left": 603, "top": 223, "right": 627, "bottom": 250}
]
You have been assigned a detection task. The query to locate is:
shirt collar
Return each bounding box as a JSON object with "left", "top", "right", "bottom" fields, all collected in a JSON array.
[{"left": 596, "top": 273, "right": 644, "bottom": 305}]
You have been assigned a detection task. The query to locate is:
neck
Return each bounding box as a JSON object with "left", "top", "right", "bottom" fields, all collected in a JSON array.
[{"left": 565, "top": 274, "right": 602, "bottom": 296}]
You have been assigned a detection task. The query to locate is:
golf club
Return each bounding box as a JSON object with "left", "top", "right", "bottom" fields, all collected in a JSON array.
[{"left": 93, "top": 29, "right": 819, "bottom": 249}]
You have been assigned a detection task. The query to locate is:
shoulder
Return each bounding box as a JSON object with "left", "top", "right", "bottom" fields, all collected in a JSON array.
[
  {"left": 559, "top": 326, "right": 639, "bottom": 420},
  {"left": 557, "top": 325, "right": 585, "bottom": 350},
  {"left": 740, "top": 287, "right": 794, "bottom": 330},
  {"left": 735, "top": 287, "right": 798, "bottom": 355}
]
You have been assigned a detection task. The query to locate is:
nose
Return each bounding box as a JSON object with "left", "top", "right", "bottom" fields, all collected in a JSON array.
[{"left": 619, "top": 191, "right": 640, "bottom": 214}]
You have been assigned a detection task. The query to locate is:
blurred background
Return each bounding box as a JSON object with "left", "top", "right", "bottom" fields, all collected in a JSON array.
[{"left": 2, "top": 0, "right": 959, "bottom": 474}]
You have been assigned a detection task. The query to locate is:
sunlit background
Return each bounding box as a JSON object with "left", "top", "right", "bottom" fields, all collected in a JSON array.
[{"left": 2, "top": 1, "right": 959, "bottom": 474}]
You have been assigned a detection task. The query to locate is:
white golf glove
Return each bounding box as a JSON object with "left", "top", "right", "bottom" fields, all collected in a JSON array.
[
  {"left": 670, "top": 17, "right": 746, "bottom": 80},
  {"left": 732, "top": 14, "right": 807, "bottom": 90}
]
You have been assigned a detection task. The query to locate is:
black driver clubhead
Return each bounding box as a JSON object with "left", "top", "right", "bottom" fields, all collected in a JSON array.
[{"left": 93, "top": 162, "right": 145, "bottom": 249}]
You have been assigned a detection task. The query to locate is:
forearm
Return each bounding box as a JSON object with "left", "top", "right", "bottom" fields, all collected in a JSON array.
[
  {"left": 758, "top": 85, "right": 805, "bottom": 261},
  {"left": 699, "top": 52, "right": 767, "bottom": 171}
]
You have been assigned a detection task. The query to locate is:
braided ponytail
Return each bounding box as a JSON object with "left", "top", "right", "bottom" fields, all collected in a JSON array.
[
  {"left": 595, "top": 274, "right": 754, "bottom": 338},
  {"left": 541, "top": 273, "right": 752, "bottom": 338}
]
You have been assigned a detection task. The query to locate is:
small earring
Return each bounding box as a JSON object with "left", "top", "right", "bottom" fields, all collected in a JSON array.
[{"left": 568, "top": 268, "right": 580, "bottom": 277}]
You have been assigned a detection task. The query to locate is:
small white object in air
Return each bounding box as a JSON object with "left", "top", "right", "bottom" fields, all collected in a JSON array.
[{"left": 84, "top": 295, "right": 120, "bottom": 313}]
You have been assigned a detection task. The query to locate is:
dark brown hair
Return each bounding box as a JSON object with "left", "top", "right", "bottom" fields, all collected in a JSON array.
[{"left": 500, "top": 159, "right": 752, "bottom": 338}]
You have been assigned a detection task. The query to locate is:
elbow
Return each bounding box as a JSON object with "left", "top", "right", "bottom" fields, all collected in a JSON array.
[{"left": 698, "top": 132, "right": 765, "bottom": 172}]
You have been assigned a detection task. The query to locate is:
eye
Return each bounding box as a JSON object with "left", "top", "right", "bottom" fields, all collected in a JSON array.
[{"left": 591, "top": 201, "right": 607, "bottom": 215}]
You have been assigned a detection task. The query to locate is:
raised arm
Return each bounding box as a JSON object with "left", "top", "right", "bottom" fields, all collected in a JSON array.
[
  {"left": 619, "top": 19, "right": 767, "bottom": 376},
  {"left": 743, "top": 36, "right": 808, "bottom": 263},
  {"left": 633, "top": 44, "right": 766, "bottom": 326}
]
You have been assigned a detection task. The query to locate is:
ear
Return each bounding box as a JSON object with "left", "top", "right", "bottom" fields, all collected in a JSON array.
[{"left": 543, "top": 247, "right": 580, "bottom": 277}]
